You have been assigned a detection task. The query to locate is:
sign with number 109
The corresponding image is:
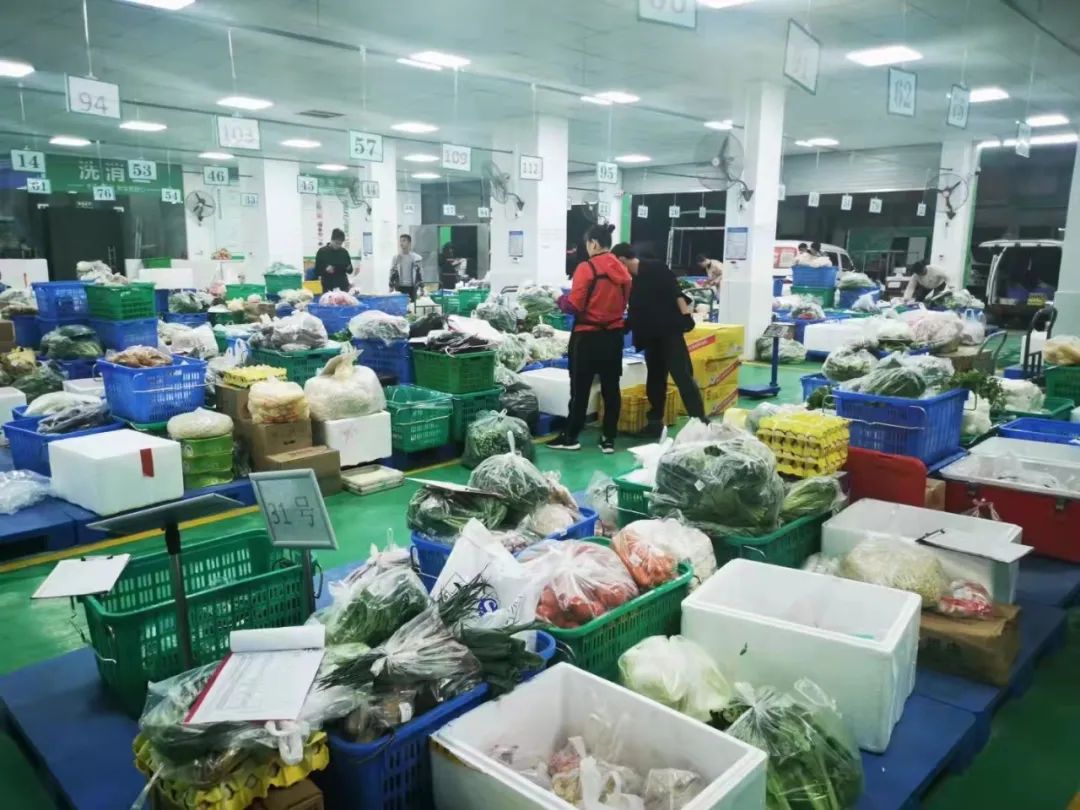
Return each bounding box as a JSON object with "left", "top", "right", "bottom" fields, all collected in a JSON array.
[{"left": 442, "top": 144, "right": 472, "bottom": 172}]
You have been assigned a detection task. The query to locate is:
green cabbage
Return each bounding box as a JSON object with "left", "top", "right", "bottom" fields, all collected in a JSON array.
[{"left": 780, "top": 477, "right": 844, "bottom": 523}]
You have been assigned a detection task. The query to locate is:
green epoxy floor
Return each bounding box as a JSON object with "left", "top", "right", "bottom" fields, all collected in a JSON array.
[{"left": 1, "top": 360, "right": 1076, "bottom": 809}]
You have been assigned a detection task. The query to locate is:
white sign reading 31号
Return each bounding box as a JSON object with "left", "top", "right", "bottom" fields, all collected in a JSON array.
[
  {"left": 349, "top": 131, "right": 383, "bottom": 162},
  {"left": 66, "top": 75, "right": 120, "bottom": 119},
  {"left": 217, "top": 116, "right": 261, "bottom": 150},
  {"left": 442, "top": 144, "right": 472, "bottom": 172},
  {"left": 519, "top": 154, "right": 543, "bottom": 181}
]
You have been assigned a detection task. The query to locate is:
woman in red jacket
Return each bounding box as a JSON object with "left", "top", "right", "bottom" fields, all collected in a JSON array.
[{"left": 549, "top": 223, "right": 633, "bottom": 454}]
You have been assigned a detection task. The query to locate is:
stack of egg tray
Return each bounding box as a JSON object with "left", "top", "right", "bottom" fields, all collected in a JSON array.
[
  {"left": 756, "top": 411, "right": 849, "bottom": 477},
  {"left": 222, "top": 365, "right": 288, "bottom": 388}
]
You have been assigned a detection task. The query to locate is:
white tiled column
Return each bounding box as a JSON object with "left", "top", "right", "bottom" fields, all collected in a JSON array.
[
  {"left": 1053, "top": 144, "right": 1080, "bottom": 334},
  {"left": 718, "top": 81, "right": 785, "bottom": 360},
  {"left": 247, "top": 159, "right": 303, "bottom": 269},
  {"left": 929, "top": 137, "right": 978, "bottom": 289},
  {"left": 364, "top": 140, "right": 399, "bottom": 294}
]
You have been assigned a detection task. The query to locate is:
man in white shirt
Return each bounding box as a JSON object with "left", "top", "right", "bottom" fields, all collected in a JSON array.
[
  {"left": 389, "top": 233, "right": 423, "bottom": 301},
  {"left": 904, "top": 260, "right": 949, "bottom": 302}
]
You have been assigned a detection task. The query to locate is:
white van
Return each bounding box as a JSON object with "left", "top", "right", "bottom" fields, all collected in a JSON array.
[
  {"left": 774, "top": 241, "right": 855, "bottom": 276},
  {"left": 980, "top": 238, "right": 1060, "bottom": 321}
]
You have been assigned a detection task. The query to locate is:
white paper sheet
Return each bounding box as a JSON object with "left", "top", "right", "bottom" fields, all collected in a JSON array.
[
  {"left": 32, "top": 555, "right": 131, "bottom": 599},
  {"left": 185, "top": 648, "right": 324, "bottom": 724},
  {"left": 230, "top": 625, "right": 325, "bottom": 653}
]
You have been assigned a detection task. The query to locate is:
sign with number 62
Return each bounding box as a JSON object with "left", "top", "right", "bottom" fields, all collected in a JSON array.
[{"left": 887, "top": 67, "right": 917, "bottom": 118}]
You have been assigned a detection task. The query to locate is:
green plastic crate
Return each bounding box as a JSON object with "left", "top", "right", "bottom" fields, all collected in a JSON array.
[
  {"left": 80, "top": 530, "right": 305, "bottom": 716},
  {"left": 180, "top": 434, "right": 233, "bottom": 458},
  {"left": 412, "top": 350, "right": 497, "bottom": 394},
  {"left": 456, "top": 289, "right": 488, "bottom": 315},
  {"left": 248, "top": 346, "right": 341, "bottom": 385},
  {"left": 385, "top": 384, "right": 453, "bottom": 452},
  {"left": 209, "top": 310, "right": 246, "bottom": 327},
  {"left": 449, "top": 388, "right": 502, "bottom": 441},
  {"left": 184, "top": 471, "right": 235, "bottom": 490},
  {"left": 612, "top": 472, "right": 652, "bottom": 527},
  {"left": 545, "top": 538, "right": 692, "bottom": 681},
  {"left": 85, "top": 282, "right": 156, "bottom": 320},
  {"left": 264, "top": 274, "right": 303, "bottom": 297},
  {"left": 713, "top": 512, "right": 829, "bottom": 568},
  {"left": 999, "top": 396, "right": 1074, "bottom": 421},
  {"left": 791, "top": 285, "right": 836, "bottom": 308},
  {"left": 225, "top": 283, "right": 266, "bottom": 301},
  {"left": 181, "top": 451, "right": 233, "bottom": 474},
  {"left": 1046, "top": 366, "right": 1080, "bottom": 406}
]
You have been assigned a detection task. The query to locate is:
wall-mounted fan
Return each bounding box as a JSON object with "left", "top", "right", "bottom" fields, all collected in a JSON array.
[
  {"left": 694, "top": 132, "right": 753, "bottom": 201},
  {"left": 185, "top": 190, "right": 215, "bottom": 222},
  {"left": 338, "top": 178, "right": 372, "bottom": 215},
  {"left": 580, "top": 198, "right": 600, "bottom": 223},
  {"left": 927, "top": 172, "right": 969, "bottom": 221},
  {"left": 482, "top": 160, "right": 525, "bottom": 211}
]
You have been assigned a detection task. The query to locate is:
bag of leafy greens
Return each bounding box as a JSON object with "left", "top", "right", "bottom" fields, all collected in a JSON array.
[
  {"left": 461, "top": 410, "right": 534, "bottom": 469},
  {"left": 40, "top": 325, "right": 103, "bottom": 360},
  {"left": 468, "top": 449, "right": 551, "bottom": 516},
  {"left": 406, "top": 486, "right": 508, "bottom": 538},
  {"left": 823, "top": 345, "right": 876, "bottom": 382},
  {"left": 780, "top": 476, "right": 846, "bottom": 522}
]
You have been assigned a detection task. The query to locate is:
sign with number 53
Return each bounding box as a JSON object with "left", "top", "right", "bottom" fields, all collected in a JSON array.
[
  {"left": 66, "top": 75, "right": 120, "bottom": 119},
  {"left": 127, "top": 160, "right": 157, "bottom": 182},
  {"left": 887, "top": 67, "right": 917, "bottom": 118}
]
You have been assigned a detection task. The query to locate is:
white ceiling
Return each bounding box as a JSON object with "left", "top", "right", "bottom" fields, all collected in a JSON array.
[{"left": 1, "top": 0, "right": 1079, "bottom": 184}]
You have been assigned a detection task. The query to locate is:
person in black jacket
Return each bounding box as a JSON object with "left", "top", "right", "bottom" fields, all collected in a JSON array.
[{"left": 612, "top": 243, "right": 706, "bottom": 434}]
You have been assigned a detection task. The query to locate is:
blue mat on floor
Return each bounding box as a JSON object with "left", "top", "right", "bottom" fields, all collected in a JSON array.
[{"left": 1016, "top": 556, "right": 1080, "bottom": 608}]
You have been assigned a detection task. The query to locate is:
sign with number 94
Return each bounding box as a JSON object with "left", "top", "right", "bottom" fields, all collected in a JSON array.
[
  {"left": 66, "top": 75, "right": 120, "bottom": 119},
  {"left": 887, "top": 67, "right": 917, "bottom": 118},
  {"left": 349, "top": 130, "right": 383, "bottom": 162}
]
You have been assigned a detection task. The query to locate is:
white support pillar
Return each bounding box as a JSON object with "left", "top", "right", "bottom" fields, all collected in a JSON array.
[
  {"left": 929, "top": 138, "right": 978, "bottom": 289},
  {"left": 247, "top": 159, "right": 303, "bottom": 270},
  {"left": 489, "top": 115, "right": 569, "bottom": 289},
  {"left": 1054, "top": 145, "right": 1080, "bottom": 334},
  {"left": 718, "top": 82, "right": 786, "bottom": 360},
  {"left": 364, "top": 140, "right": 399, "bottom": 294}
]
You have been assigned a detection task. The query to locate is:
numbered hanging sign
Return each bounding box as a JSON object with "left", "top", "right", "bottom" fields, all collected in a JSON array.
[
  {"left": 916, "top": 202, "right": 928, "bottom": 217},
  {"left": 127, "top": 159, "right": 157, "bottom": 182},
  {"left": 869, "top": 197, "right": 883, "bottom": 214},
  {"left": 596, "top": 161, "right": 619, "bottom": 185},
  {"left": 946, "top": 85, "right": 970, "bottom": 129},
  {"left": 360, "top": 180, "right": 380, "bottom": 199},
  {"left": 597, "top": 200, "right": 611, "bottom": 218},
  {"left": 637, "top": 204, "right": 649, "bottom": 218},
  {"left": 783, "top": 20, "right": 821, "bottom": 95},
  {"left": 203, "top": 166, "right": 229, "bottom": 186},
  {"left": 297, "top": 176, "right": 319, "bottom": 195},
  {"left": 349, "top": 130, "right": 384, "bottom": 162},
  {"left": 217, "top": 116, "right": 261, "bottom": 150},
  {"left": 477, "top": 206, "right": 491, "bottom": 219},
  {"left": 92, "top": 185, "right": 116, "bottom": 202},
  {"left": 161, "top": 188, "right": 182, "bottom": 205},
  {"left": 699, "top": 206, "right": 707, "bottom": 218},
  {"left": 66, "top": 75, "right": 120, "bottom": 119},
  {"left": 442, "top": 143, "right": 472, "bottom": 172},
  {"left": 668, "top": 205, "right": 681, "bottom": 218},
  {"left": 778, "top": 183, "right": 787, "bottom": 201},
  {"left": 638, "top": 0, "right": 697, "bottom": 29},
  {"left": 519, "top": 154, "right": 543, "bottom": 181},
  {"left": 241, "top": 192, "right": 260, "bottom": 207},
  {"left": 1016, "top": 122, "right": 1032, "bottom": 158},
  {"left": 807, "top": 191, "right": 820, "bottom": 208},
  {"left": 887, "top": 67, "right": 917, "bottom": 118},
  {"left": 11, "top": 150, "right": 45, "bottom": 173},
  {"left": 443, "top": 203, "right": 457, "bottom": 216},
  {"left": 26, "top": 177, "right": 51, "bottom": 194},
  {"left": 403, "top": 202, "right": 417, "bottom": 216},
  {"left": 840, "top": 194, "right": 853, "bottom": 211}
]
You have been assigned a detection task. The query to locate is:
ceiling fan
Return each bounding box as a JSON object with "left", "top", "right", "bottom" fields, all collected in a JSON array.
[
  {"left": 694, "top": 131, "right": 754, "bottom": 201},
  {"left": 184, "top": 190, "right": 216, "bottom": 223},
  {"left": 337, "top": 178, "right": 372, "bottom": 215}
]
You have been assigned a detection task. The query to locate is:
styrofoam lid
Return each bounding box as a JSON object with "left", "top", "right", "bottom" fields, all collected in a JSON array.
[
  {"left": 919, "top": 529, "right": 1032, "bottom": 563},
  {"left": 520, "top": 367, "right": 569, "bottom": 382},
  {"left": 50, "top": 428, "right": 178, "bottom": 459}
]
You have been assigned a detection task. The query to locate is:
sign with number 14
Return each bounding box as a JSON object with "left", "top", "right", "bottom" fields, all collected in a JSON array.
[{"left": 11, "top": 150, "right": 45, "bottom": 173}]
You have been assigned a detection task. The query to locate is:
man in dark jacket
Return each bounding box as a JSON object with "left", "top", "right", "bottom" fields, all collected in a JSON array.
[
  {"left": 613, "top": 243, "right": 706, "bottom": 434},
  {"left": 313, "top": 228, "right": 354, "bottom": 292}
]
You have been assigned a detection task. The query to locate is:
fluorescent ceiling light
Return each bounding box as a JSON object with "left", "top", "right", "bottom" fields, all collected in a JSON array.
[
  {"left": 122, "top": 0, "right": 196, "bottom": 8},
  {"left": 795, "top": 137, "right": 838, "bottom": 148},
  {"left": 409, "top": 50, "right": 470, "bottom": 69},
  {"left": 199, "top": 151, "right": 233, "bottom": 160},
  {"left": 119, "top": 120, "right": 167, "bottom": 132},
  {"left": 580, "top": 95, "right": 613, "bottom": 106},
  {"left": 411, "top": 172, "right": 441, "bottom": 180},
  {"left": 49, "top": 135, "right": 91, "bottom": 147},
  {"left": 614, "top": 154, "right": 651, "bottom": 163},
  {"left": 1031, "top": 132, "right": 1079, "bottom": 145},
  {"left": 845, "top": 44, "right": 922, "bottom": 67},
  {"left": 217, "top": 95, "right": 273, "bottom": 111},
  {"left": 699, "top": 0, "right": 757, "bottom": 7},
  {"left": 594, "top": 91, "right": 640, "bottom": 104},
  {"left": 392, "top": 122, "right": 438, "bottom": 134},
  {"left": 977, "top": 139, "right": 1002, "bottom": 149},
  {"left": 316, "top": 163, "right": 347, "bottom": 171},
  {"left": 969, "top": 86, "right": 1009, "bottom": 103},
  {"left": 704, "top": 120, "right": 733, "bottom": 131},
  {"left": 397, "top": 58, "right": 442, "bottom": 72},
  {"left": 0, "top": 59, "right": 34, "bottom": 78},
  {"left": 281, "top": 138, "right": 321, "bottom": 149},
  {"left": 403, "top": 153, "right": 439, "bottom": 163},
  {"left": 1026, "top": 113, "right": 1069, "bottom": 128}
]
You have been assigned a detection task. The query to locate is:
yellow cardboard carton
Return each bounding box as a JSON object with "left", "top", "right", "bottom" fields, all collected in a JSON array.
[{"left": 684, "top": 323, "right": 744, "bottom": 360}]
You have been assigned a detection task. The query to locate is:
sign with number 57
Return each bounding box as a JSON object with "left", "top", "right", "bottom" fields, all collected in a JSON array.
[
  {"left": 887, "top": 67, "right": 917, "bottom": 118},
  {"left": 349, "top": 131, "right": 383, "bottom": 162}
]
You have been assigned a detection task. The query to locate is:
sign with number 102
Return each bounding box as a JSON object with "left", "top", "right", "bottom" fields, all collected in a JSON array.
[{"left": 888, "top": 67, "right": 917, "bottom": 118}]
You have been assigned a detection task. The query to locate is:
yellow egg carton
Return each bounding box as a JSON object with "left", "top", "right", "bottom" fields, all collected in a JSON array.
[
  {"left": 222, "top": 365, "right": 288, "bottom": 388},
  {"left": 758, "top": 411, "right": 849, "bottom": 478}
]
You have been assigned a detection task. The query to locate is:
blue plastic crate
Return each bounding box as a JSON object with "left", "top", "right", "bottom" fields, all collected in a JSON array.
[
  {"left": 411, "top": 507, "right": 599, "bottom": 581},
  {"left": 549, "top": 356, "right": 569, "bottom": 369},
  {"left": 98, "top": 357, "right": 207, "bottom": 423},
  {"left": 52, "top": 358, "right": 98, "bottom": 380},
  {"left": 793, "top": 317, "right": 824, "bottom": 343},
  {"left": 162, "top": 312, "right": 209, "bottom": 328},
  {"left": 999, "top": 418, "right": 1080, "bottom": 445},
  {"left": 800, "top": 373, "right": 831, "bottom": 401},
  {"left": 36, "top": 314, "right": 90, "bottom": 336},
  {"left": 772, "top": 277, "right": 785, "bottom": 296},
  {"left": 4, "top": 416, "right": 125, "bottom": 476},
  {"left": 307, "top": 304, "right": 363, "bottom": 335},
  {"left": 352, "top": 338, "right": 413, "bottom": 384},
  {"left": 92, "top": 317, "right": 158, "bottom": 351},
  {"left": 11, "top": 315, "right": 40, "bottom": 349},
  {"left": 357, "top": 293, "right": 409, "bottom": 316},
  {"left": 833, "top": 387, "right": 966, "bottom": 464},
  {"left": 791, "top": 265, "right": 838, "bottom": 288},
  {"left": 32, "top": 282, "right": 88, "bottom": 319},
  {"left": 837, "top": 287, "right": 880, "bottom": 309},
  {"left": 155, "top": 288, "right": 196, "bottom": 313}
]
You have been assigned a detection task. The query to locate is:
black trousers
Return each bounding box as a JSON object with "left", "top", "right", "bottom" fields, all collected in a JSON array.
[
  {"left": 640, "top": 333, "right": 706, "bottom": 423},
  {"left": 565, "top": 329, "right": 623, "bottom": 440}
]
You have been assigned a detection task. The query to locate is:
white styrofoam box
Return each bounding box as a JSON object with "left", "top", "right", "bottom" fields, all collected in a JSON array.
[
  {"left": 0, "top": 258, "right": 49, "bottom": 289},
  {"left": 139, "top": 266, "right": 197, "bottom": 289},
  {"left": 520, "top": 367, "right": 599, "bottom": 418},
  {"left": 312, "top": 411, "right": 391, "bottom": 467},
  {"left": 62, "top": 378, "right": 106, "bottom": 398},
  {"left": 967, "top": 436, "right": 1080, "bottom": 465},
  {"left": 0, "top": 387, "right": 27, "bottom": 424},
  {"left": 431, "top": 663, "right": 767, "bottom": 810},
  {"left": 1020, "top": 330, "right": 1047, "bottom": 360},
  {"left": 49, "top": 429, "right": 184, "bottom": 516},
  {"left": 822, "top": 498, "right": 1029, "bottom": 603},
  {"left": 802, "top": 322, "right": 866, "bottom": 354},
  {"left": 682, "top": 559, "right": 921, "bottom": 752}
]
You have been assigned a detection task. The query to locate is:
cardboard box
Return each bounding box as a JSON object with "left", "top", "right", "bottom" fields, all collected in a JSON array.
[
  {"left": 918, "top": 604, "right": 1021, "bottom": 686},
  {"left": 264, "top": 445, "right": 342, "bottom": 496},
  {"left": 0, "top": 340, "right": 15, "bottom": 355},
  {"left": 248, "top": 420, "right": 313, "bottom": 470},
  {"left": 216, "top": 383, "right": 251, "bottom": 422},
  {"left": 0, "top": 320, "right": 14, "bottom": 344},
  {"left": 701, "top": 380, "right": 739, "bottom": 418},
  {"left": 688, "top": 356, "right": 740, "bottom": 389},
  {"left": 684, "top": 323, "right": 744, "bottom": 360},
  {"left": 252, "top": 780, "right": 323, "bottom": 810},
  {"left": 924, "top": 478, "right": 945, "bottom": 510}
]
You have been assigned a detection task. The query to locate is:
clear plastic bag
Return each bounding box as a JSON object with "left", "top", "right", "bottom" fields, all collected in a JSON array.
[
  {"left": 839, "top": 538, "right": 949, "bottom": 606},
  {"left": 905, "top": 309, "right": 963, "bottom": 353},
  {"left": 168, "top": 323, "right": 218, "bottom": 359},
  {"left": 779, "top": 476, "right": 846, "bottom": 523},
  {"left": 520, "top": 503, "right": 580, "bottom": 537},
  {"left": 496, "top": 333, "right": 529, "bottom": 372},
  {"left": 837, "top": 271, "right": 875, "bottom": 289},
  {"left": 24, "top": 391, "right": 100, "bottom": 417},
  {"left": 823, "top": 345, "right": 875, "bottom": 382},
  {"left": 618, "top": 636, "right": 731, "bottom": 722},
  {"left": 519, "top": 539, "right": 640, "bottom": 629},
  {"left": 586, "top": 472, "right": 621, "bottom": 529},
  {"left": 468, "top": 449, "right": 551, "bottom": 515},
  {"left": 39, "top": 324, "right": 103, "bottom": 360},
  {"left": 852, "top": 292, "right": 878, "bottom": 313},
  {"left": 36, "top": 401, "right": 110, "bottom": 434},
  {"left": 318, "top": 290, "right": 359, "bottom": 306},
  {"left": 0, "top": 470, "right": 52, "bottom": 514},
  {"left": 167, "top": 408, "right": 234, "bottom": 440},
  {"left": 312, "top": 561, "right": 429, "bottom": 646},
  {"left": 961, "top": 391, "right": 992, "bottom": 438},
  {"left": 614, "top": 518, "right": 715, "bottom": 589},
  {"left": 840, "top": 364, "right": 927, "bottom": 398},
  {"left": 406, "top": 486, "right": 508, "bottom": 537},
  {"left": 303, "top": 351, "right": 386, "bottom": 420},
  {"left": 248, "top": 378, "right": 309, "bottom": 423},
  {"left": 755, "top": 336, "right": 806, "bottom": 363},
  {"left": 249, "top": 312, "right": 329, "bottom": 350},
  {"left": 12, "top": 363, "right": 64, "bottom": 403},
  {"left": 643, "top": 768, "right": 705, "bottom": 810},
  {"left": 462, "top": 410, "right": 534, "bottom": 468},
  {"left": 109, "top": 345, "right": 172, "bottom": 368},
  {"left": 500, "top": 385, "right": 540, "bottom": 431},
  {"left": 998, "top": 377, "right": 1044, "bottom": 412},
  {"left": 168, "top": 290, "right": 207, "bottom": 313},
  {"left": 474, "top": 301, "right": 519, "bottom": 333},
  {"left": 1044, "top": 335, "right": 1080, "bottom": 366},
  {"left": 347, "top": 310, "right": 409, "bottom": 344}
]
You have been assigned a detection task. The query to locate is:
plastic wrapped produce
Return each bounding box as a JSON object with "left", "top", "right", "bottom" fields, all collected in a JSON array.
[
  {"left": 1, "top": 348, "right": 37, "bottom": 378},
  {"left": 248, "top": 312, "right": 329, "bottom": 350},
  {"left": 313, "top": 564, "right": 430, "bottom": 646},
  {"left": 837, "top": 271, "right": 875, "bottom": 289},
  {"left": 517, "top": 284, "right": 560, "bottom": 329},
  {"left": 409, "top": 311, "right": 446, "bottom": 339},
  {"left": 651, "top": 433, "right": 785, "bottom": 536},
  {"left": 468, "top": 451, "right": 551, "bottom": 515},
  {"left": 500, "top": 383, "right": 539, "bottom": 431},
  {"left": 520, "top": 503, "right": 580, "bottom": 537},
  {"left": 248, "top": 378, "right": 309, "bottom": 423},
  {"left": 407, "top": 486, "right": 508, "bottom": 537},
  {"left": 168, "top": 290, "right": 209, "bottom": 313},
  {"left": 997, "top": 377, "right": 1044, "bottom": 412},
  {"left": 461, "top": 410, "right": 534, "bottom": 468},
  {"left": 473, "top": 301, "right": 519, "bottom": 333},
  {"left": 166, "top": 323, "right": 218, "bottom": 359},
  {"left": 530, "top": 335, "right": 568, "bottom": 363},
  {"left": 841, "top": 364, "right": 927, "bottom": 398},
  {"left": 519, "top": 540, "right": 640, "bottom": 628},
  {"left": 617, "top": 518, "right": 716, "bottom": 589},
  {"left": 905, "top": 310, "right": 963, "bottom": 353},
  {"left": 756, "top": 336, "right": 807, "bottom": 364},
  {"left": 318, "top": 290, "right": 359, "bottom": 306},
  {"left": 779, "top": 476, "right": 846, "bottom": 522},
  {"left": 790, "top": 300, "right": 825, "bottom": 321},
  {"left": 611, "top": 522, "right": 680, "bottom": 590},
  {"left": 303, "top": 352, "right": 385, "bottom": 420},
  {"left": 36, "top": 401, "right": 110, "bottom": 434},
  {"left": 863, "top": 316, "right": 914, "bottom": 351},
  {"left": 0, "top": 288, "right": 37, "bottom": 317},
  {"left": 961, "top": 391, "right": 992, "bottom": 438},
  {"left": 839, "top": 538, "right": 949, "bottom": 606},
  {"left": 898, "top": 353, "right": 955, "bottom": 391},
  {"left": 109, "top": 345, "right": 172, "bottom": 367},
  {"left": 852, "top": 292, "right": 878, "bottom": 313},
  {"left": 0, "top": 470, "right": 52, "bottom": 514},
  {"left": 496, "top": 333, "right": 529, "bottom": 372},
  {"left": 167, "top": 408, "right": 234, "bottom": 440},
  {"left": 39, "top": 325, "right": 103, "bottom": 360},
  {"left": 723, "top": 679, "right": 863, "bottom": 810},
  {"left": 822, "top": 345, "right": 876, "bottom": 382},
  {"left": 277, "top": 288, "right": 314, "bottom": 307},
  {"left": 618, "top": 636, "right": 732, "bottom": 721},
  {"left": 24, "top": 391, "right": 101, "bottom": 417},
  {"left": 1044, "top": 335, "right": 1080, "bottom": 365},
  {"left": 347, "top": 310, "right": 409, "bottom": 344},
  {"left": 12, "top": 364, "right": 64, "bottom": 403}
]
